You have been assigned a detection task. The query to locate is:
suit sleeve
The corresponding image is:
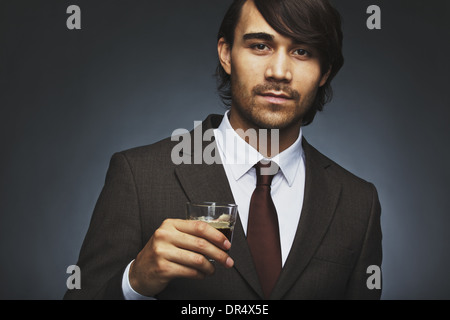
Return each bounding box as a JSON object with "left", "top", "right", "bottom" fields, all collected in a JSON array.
[
  {"left": 345, "top": 183, "right": 383, "bottom": 299},
  {"left": 63, "top": 152, "right": 143, "bottom": 300}
]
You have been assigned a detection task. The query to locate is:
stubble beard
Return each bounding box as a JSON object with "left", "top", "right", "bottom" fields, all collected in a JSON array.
[{"left": 230, "top": 76, "right": 317, "bottom": 131}]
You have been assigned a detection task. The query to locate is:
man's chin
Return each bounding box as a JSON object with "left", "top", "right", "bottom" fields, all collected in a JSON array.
[
  {"left": 231, "top": 100, "right": 304, "bottom": 130},
  {"left": 250, "top": 111, "right": 299, "bottom": 130}
]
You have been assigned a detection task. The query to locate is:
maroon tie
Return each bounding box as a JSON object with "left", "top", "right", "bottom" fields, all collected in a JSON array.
[{"left": 247, "top": 161, "right": 282, "bottom": 299}]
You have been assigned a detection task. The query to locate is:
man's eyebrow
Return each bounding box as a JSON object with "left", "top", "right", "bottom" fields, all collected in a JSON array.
[{"left": 243, "top": 32, "right": 274, "bottom": 41}]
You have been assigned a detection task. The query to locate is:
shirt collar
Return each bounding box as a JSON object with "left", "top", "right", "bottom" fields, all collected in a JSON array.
[{"left": 214, "top": 111, "right": 304, "bottom": 187}]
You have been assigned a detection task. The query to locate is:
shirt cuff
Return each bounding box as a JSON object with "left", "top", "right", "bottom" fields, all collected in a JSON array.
[{"left": 122, "top": 260, "right": 156, "bottom": 300}]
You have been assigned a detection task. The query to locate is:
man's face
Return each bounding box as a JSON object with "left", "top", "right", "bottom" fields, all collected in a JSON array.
[{"left": 218, "top": 0, "right": 330, "bottom": 131}]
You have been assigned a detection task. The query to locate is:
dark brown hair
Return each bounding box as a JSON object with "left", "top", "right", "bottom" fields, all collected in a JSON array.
[{"left": 216, "top": 0, "right": 344, "bottom": 126}]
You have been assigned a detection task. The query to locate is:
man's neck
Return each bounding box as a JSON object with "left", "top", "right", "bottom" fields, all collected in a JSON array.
[{"left": 228, "top": 109, "right": 302, "bottom": 158}]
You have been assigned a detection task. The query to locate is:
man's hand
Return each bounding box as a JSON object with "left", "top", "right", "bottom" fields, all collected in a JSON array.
[{"left": 129, "top": 219, "right": 235, "bottom": 297}]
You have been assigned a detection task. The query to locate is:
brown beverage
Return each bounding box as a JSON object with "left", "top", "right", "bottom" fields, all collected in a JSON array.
[
  {"left": 187, "top": 204, "right": 237, "bottom": 247},
  {"left": 207, "top": 220, "right": 233, "bottom": 241},
  {"left": 197, "top": 215, "right": 233, "bottom": 242},
  {"left": 214, "top": 226, "right": 232, "bottom": 241}
]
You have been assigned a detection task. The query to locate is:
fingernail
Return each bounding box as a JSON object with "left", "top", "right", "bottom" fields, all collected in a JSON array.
[
  {"left": 226, "top": 257, "right": 234, "bottom": 268},
  {"left": 224, "top": 240, "right": 231, "bottom": 250}
]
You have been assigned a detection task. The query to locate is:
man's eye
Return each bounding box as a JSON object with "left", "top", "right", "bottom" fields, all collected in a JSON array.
[
  {"left": 294, "top": 49, "right": 310, "bottom": 57},
  {"left": 251, "top": 44, "right": 270, "bottom": 51}
]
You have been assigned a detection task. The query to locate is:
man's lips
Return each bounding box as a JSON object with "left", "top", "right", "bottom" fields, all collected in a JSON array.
[{"left": 258, "top": 91, "right": 293, "bottom": 104}]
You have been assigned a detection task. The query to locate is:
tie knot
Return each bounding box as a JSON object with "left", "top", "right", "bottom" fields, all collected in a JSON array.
[{"left": 255, "top": 161, "right": 278, "bottom": 186}]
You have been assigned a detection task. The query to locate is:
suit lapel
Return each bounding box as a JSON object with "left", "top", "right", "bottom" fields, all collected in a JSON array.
[
  {"left": 270, "top": 139, "right": 342, "bottom": 299},
  {"left": 175, "top": 161, "right": 263, "bottom": 298},
  {"left": 174, "top": 114, "right": 264, "bottom": 298}
]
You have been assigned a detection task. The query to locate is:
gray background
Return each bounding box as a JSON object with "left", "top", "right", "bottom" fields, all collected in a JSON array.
[{"left": 1, "top": 0, "right": 449, "bottom": 299}]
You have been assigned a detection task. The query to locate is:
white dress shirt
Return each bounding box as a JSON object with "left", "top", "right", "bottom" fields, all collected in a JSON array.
[
  {"left": 213, "top": 111, "right": 305, "bottom": 265},
  {"left": 122, "top": 111, "right": 306, "bottom": 299}
]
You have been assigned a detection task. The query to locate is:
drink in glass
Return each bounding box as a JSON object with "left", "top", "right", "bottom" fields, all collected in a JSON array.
[{"left": 186, "top": 202, "right": 238, "bottom": 243}]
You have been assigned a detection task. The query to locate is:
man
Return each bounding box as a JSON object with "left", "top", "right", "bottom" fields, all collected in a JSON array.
[{"left": 64, "top": 0, "right": 382, "bottom": 300}]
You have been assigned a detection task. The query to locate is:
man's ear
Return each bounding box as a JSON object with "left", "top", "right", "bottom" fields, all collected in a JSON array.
[
  {"left": 218, "top": 37, "right": 232, "bottom": 75},
  {"left": 319, "top": 66, "right": 332, "bottom": 87}
]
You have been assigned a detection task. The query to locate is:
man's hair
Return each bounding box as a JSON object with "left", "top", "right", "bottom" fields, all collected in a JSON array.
[{"left": 216, "top": 0, "right": 344, "bottom": 126}]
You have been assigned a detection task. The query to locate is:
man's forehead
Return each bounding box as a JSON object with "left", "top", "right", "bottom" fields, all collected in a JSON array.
[
  {"left": 235, "top": 0, "right": 277, "bottom": 38},
  {"left": 235, "top": 0, "right": 302, "bottom": 46}
]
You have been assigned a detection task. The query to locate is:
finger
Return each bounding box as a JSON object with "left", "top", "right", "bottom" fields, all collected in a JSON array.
[
  {"left": 155, "top": 258, "right": 209, "bottom": 281},
  {"left": 170, "top": 231, "right": 234, "bottom": 268},
  {"left": 165, "top": 247, "right": 216, "bottom": 276},
  {"left": 157, "top": 219, "right": 234, "bottom": 268}
]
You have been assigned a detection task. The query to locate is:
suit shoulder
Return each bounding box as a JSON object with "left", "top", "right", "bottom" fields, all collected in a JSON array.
[
  {"left": 307, "top": 143, "right": 380, "bottom": 217},
  {"left": 103, "top": 136, "right": 183, "bottom": 178},
  {"left": 116, "top": 136, "right": 178, "bottom": 161}
]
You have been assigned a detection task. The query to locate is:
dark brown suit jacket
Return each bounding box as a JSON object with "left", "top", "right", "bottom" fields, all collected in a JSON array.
[{"left": 64, "top": 114, "right": 382, "bottom": 300}]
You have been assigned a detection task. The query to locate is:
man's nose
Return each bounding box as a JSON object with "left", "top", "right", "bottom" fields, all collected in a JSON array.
[{"left": 265, "top": 51, "right": 293, "bottom": 83}]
